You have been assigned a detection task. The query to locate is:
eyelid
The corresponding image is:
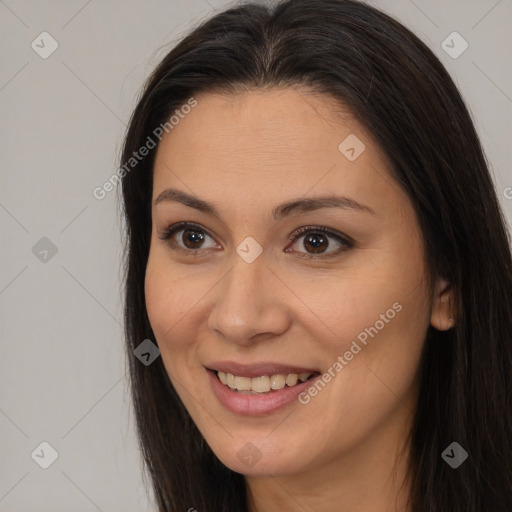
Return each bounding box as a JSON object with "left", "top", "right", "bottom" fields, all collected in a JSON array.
[
  {"left": 288, "top": 225, "right": 353, "bottom": 244},
  {"left": 159, "top": 221, "right": 207, "bottom": 240}
]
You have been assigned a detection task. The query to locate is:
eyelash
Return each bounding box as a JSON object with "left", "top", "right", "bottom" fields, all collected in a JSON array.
[{"left": 158, "top": 222, "right": 353, "bottom": 260}]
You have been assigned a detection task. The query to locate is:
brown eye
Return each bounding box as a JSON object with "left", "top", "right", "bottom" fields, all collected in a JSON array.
[
  {"left": 159, "top": 222, "right": 219, "bottom": 253},
  {"left": 302, "top": 233, "right": 329, "bottom": 253},
  {"left": 181, "top": 229, "right": 206, "bottom": 249},
  {"left": 287, "top": 225, "right": 353, "bottom": 259}
]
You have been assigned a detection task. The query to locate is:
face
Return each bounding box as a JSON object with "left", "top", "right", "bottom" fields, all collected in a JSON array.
[{"left": 145, "top": 87, "right": 442, "bottom": 478}]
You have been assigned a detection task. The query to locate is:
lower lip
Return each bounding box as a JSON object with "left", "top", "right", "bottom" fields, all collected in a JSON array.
[{"left": 207, "top": 370, "right": 320, "bottom": 416}]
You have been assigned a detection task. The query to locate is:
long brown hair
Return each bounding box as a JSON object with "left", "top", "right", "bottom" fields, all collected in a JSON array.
[{"left": 119, "top": 1, "right": 512, "bottom": 510}]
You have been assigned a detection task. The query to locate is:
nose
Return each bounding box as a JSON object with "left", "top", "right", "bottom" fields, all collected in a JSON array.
[{"left": 208, "top": 255, "right": 291, "bottom": 347}]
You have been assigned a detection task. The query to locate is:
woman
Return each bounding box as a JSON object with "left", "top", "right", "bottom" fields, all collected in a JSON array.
[{"left": 119, "top": 0, "right": 512, "bottom": 510}]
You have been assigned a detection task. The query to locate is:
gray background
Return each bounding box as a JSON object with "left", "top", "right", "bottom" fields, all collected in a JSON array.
[{"left": 1, "top": 0, "right": 511, "bottom": 510}]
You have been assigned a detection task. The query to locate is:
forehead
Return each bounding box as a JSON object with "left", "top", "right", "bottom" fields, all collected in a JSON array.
[
  {"left": 152, "top": 87, "right": 402, "bottom": 218},
  {"left": 155, "top": 87, "right": 366, "bottom": 165}
]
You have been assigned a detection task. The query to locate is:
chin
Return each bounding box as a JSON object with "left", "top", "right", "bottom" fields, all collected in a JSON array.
[{"left": 207, "top": 434, "right": 312, "bottom": 477}]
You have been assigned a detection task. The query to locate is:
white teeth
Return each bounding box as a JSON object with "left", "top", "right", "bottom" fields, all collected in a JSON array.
[
  {"left": 252, "top": 376, "right": 271, "bottom": 393},
  {"left": 216, "top": 371, "right": 314, "bottom": 393},
  {"left": 270, "top": 374, "right": 286, "bottom": 390},
  {"left": 226, "top": 373, "right": 236, "bottom": 389},
  {"left": 285, "top": 374, "right": 298, "bottom": 386},
  {"left": 234, "top": 375, "right": 252, "bottom": 391}
]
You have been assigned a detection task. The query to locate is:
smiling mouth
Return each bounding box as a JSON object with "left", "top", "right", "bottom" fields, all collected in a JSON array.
[{"left": 215, "top": 370, "right": 319, "bottom": 394}]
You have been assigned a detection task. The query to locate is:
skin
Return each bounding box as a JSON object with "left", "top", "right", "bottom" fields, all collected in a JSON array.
[{"left": 144, "top": 87, "right": 455, "bottom": 512}]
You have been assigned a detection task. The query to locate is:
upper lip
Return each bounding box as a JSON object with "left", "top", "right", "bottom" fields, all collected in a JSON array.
[{"left": 206, "top": 361, "right": 320, "bottom": 378}]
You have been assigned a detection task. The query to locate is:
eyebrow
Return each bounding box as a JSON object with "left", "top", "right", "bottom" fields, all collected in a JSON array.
[{"left": 154, "top": 188, "right": 376, "bottom": 220}]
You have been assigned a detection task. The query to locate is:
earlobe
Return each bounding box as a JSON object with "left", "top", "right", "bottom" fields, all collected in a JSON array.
[{"left": 430, "top": 278, "right": 456, "bottom": 330}]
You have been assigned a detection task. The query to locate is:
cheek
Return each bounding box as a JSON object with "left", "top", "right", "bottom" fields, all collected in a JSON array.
[
  {"left": 320, "top": 274, "right": 430, "bottom": 417},
  {"left": 145, "top": 261, "right": 172, "bottom": 337},
  {"left": 284, "top": 259, "right": 428, "bottom": 354},
  {"left": 292, "top": 278, "right": 429, "bottom": 456},
  {"left": 144, "top": 253, "right": 194, "bottom": 350},
  {"left": 292, "top": 241, "right": 431, "bottom": 406},
  {"left": 144, "top": 259, "right": 204, "bottom": 405},
  {"left": 144, "top": 249, "right": 221, "bottom": 386}
]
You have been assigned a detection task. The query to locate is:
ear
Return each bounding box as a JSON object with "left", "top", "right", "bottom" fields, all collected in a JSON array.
[{"left": 430, "top": 278, "right": 456, "bottom": 330}]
